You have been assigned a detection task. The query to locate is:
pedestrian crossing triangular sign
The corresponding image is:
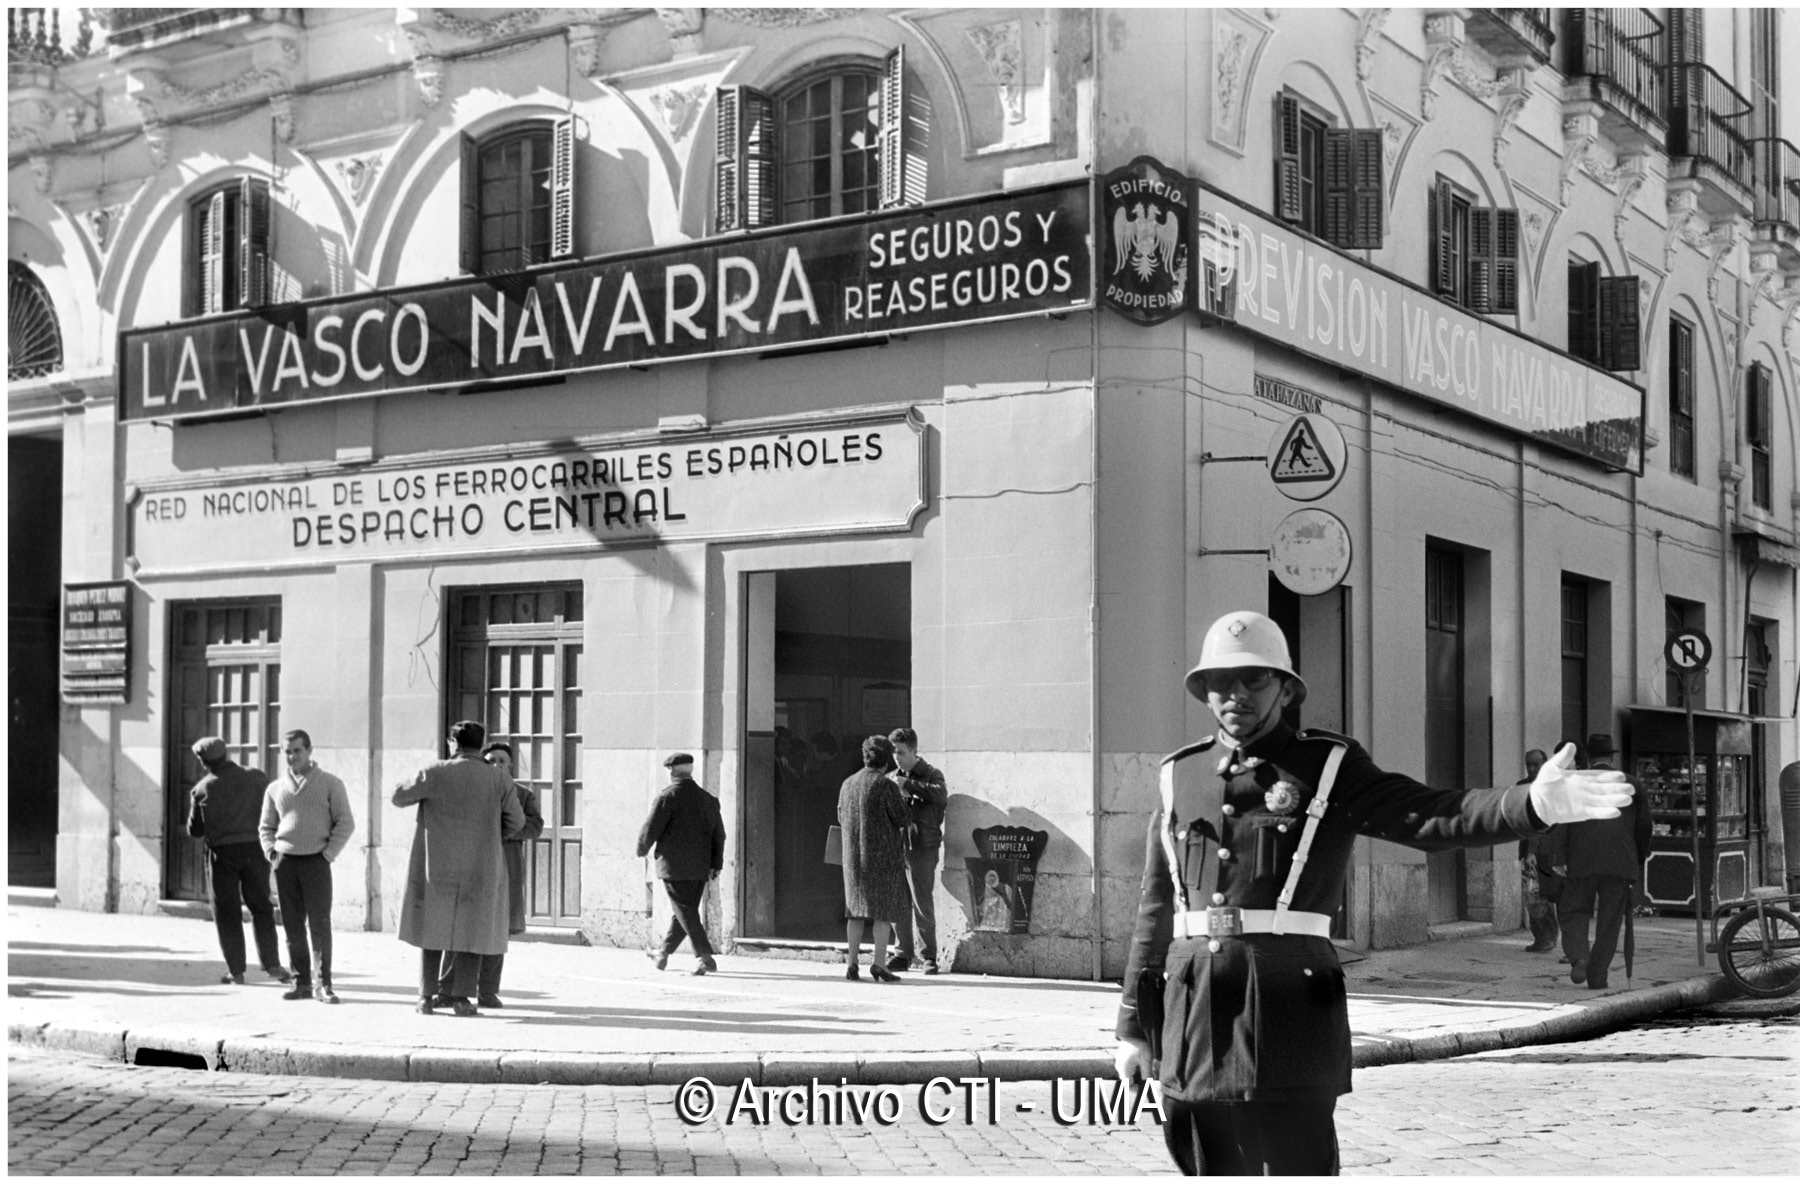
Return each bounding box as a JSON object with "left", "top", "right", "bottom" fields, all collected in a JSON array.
[{"left": 1271, "top": 418, "right": 1335, "bottom": 483}]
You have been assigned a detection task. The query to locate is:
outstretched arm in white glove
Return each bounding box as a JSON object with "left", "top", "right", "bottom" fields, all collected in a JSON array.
[{"left": 1527, "top": 742, "right": 1633, "bottom": 825}]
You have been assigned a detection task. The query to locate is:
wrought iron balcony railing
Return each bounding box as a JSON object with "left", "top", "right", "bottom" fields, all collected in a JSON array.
[
  {"left": 1501, "top": 8, "right": 1557, "bottom": 61},
  {"left": 1664, "top": 62, "right": 1754, "bottom": 192},
  {"left": 8, "top": 8, "right": 95, "bottom": 65},
  {"left": 1752, "top": 138, "right": 1800, "bottom": 233},
  {"left": 1563, "top": 8, "right": 1668, "bottom": 132},
  {"left": 1466, "top": 8, "right": 1557, "bottom": 65}
]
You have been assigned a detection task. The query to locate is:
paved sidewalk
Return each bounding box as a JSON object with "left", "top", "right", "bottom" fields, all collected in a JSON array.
[{"left": 6, "top": 900, "right": 1740, "bottom": 1086}]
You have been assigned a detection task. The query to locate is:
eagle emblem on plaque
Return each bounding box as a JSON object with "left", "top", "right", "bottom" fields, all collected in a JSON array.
[{"left": 1099, "top": 156, "right": 1193, "bottom": 326}]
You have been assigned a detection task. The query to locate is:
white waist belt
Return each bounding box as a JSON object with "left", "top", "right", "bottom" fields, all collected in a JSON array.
[{"left": 1175, "top": 908, "right": 1332, "bottom": 940}]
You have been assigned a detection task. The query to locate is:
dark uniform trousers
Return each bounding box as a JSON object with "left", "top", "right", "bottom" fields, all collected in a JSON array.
[
  {"left": 208, "top": 841, "right": 282, "bottom": 976},
  {"left": 658, "top": 879, "right": 713, "bottom": 958},
  {"left": 1163, "top": 1096, "right": 1340, "bottom": 1176},
  {"left": 422, "top": 949, "right": 482, "bottom": 999}
]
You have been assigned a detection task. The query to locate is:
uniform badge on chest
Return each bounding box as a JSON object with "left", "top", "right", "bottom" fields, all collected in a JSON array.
[{"left": 1263, "top": 781, "right": 1302, "bottom": 814}]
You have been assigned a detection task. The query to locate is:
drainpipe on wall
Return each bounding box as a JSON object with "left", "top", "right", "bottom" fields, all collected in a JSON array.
[{"left": 1088, "top": 4, "right": 1106, "bottom": 984}]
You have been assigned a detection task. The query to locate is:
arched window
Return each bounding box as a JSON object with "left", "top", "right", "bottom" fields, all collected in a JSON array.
[
  {"left": 7, "top": 261, "right": 63, "bottom": 381},
  {"left": 460, "top": 119, "right": 576, "bottom": 275},
  {"left": 184, "top": 177, "right": 271, "bottom": 316},
  {"left": 716, "top": 48, "right": 924, "bottom": 232}
]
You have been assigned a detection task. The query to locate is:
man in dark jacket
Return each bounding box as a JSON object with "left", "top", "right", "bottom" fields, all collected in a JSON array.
[
  {"left": 1515, "top": 748, "right": 1562, "bottom": 953},
  {"left": 1115, "top": 611, "right": 1634, "bottom": 1176},
  {"left": 1553, "top": 732, "right": 1653, "bottom": 989},
  {"left": 637, "top": 753, "right": 727, "bottom": 976},
  {"left": 886, "top": 726, "right": 948, "bottom": 974},
  {"left": 187, "top": 736, "right": 291, "bottom": 986}
]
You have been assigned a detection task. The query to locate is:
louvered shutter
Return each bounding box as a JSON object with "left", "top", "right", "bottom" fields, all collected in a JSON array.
[
  {"left": 239, "top": 176, "right": 271, "bottom": 309},
  {"left": 459, "top": 132, "right": 481, "bottom": 273},
  {"left": 550, "top": 116, "right": 576, "bottom": 259},
  {"left": 1346, "top": 128, "right": 1384, "bottom": 249},
  {"left": 1600, "top": 274, "right": 1642, "bottom": 371},
  {"left": 715, "top": 86, "right": 776, "bottom": 232},
  {"left": 1747, "top": 363, "right": 1771, "bottom": 447},
  {"left": 1490, "top": 208, "right": 1519, "bottom": 314},
  {"left": 1569, "top": 260, "right": 1600, "bottom": 362},
  {"left": 1467, "top": 205, "right": 1493, "bottom": 312},
  {"left": 1322, "top": 127, "right": 1352, "bottom": 245},
  {"left": 879, "top": 46, "right": 904, "bottom": 208},
  {"left": 200, "top": 189, "right": 226, "bottom": 314},
  {"left": 1433, "top": 178, "right": 1456, "bottom": 296},
  {"left": 1275, "top": 94, "right": 1303, "bottom": 224}
]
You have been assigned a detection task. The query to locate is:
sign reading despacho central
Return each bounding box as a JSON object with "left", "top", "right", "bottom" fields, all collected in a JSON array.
[
  {"left": 129, "top": 412, "right": 927, "bottom": 574},
  {"left": 120, "top": 184, "right": 1091, "bottom": 423}
]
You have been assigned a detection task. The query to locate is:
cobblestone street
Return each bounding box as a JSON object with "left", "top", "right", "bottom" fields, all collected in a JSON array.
[{"left": 9, "top": 1010, "right": 1796, "bottom": 1175}]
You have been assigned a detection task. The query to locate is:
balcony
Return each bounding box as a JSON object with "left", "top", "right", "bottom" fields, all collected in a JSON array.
[
  {"left": 1562, "top": 8, "right": 1667, "bottom": 148},
  {"left": 1752, "top": 138, "right": 1799, "bottom": 247},
  {"left": 1664, "top": 63, "right": 1754, "bottom": 217},
  {"left": 8, "top": 8, "right": 96, "bottom": 67},
  {"left": 90, "top": 8, "right": 290, "bottom": 60},
  {"left": 1465, "top": 8, "right": 1556, "bottom": 66}
]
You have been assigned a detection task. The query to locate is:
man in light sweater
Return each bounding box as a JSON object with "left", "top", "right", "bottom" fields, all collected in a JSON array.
[{"left": 260, "top": 729, "right": 355, "bottom": 1003}]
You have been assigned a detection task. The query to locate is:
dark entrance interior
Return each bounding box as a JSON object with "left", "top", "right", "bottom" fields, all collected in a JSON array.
[
  {"left": 9, "top": 437, "right": 62, "bottom": 887},
  {"left": 744, "top": 564, "right": 910, "bottom": 941}
]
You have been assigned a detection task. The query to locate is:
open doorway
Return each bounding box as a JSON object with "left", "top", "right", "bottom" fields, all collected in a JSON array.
[{"left": 743, "top": 564, "right": 910, "bottom": 941}]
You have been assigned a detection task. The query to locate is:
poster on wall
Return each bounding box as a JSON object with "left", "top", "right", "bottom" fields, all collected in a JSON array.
[
  {"left": 61, "top": 581, "right": 130, "bottom": 704},
  {"left": 965, "top": 825, "right": 1049, "bottom": 934}
]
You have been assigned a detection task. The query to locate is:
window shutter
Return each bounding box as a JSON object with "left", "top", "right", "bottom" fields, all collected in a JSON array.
[
  {"left": 459, "top": 132, "right": 481, "bottom": 274},
  {"left": 1346, "top": 128, "right": 1384, "bottom": 249},
  {"left": 1433, "top": 178, "right": 1456, "bottom": 296},
  {"left": 1569, "top": 260, "right": 1601, "bottom": 362},
  {"left": 239, "top": 176, "right": 271, "bottom": 309},
  {"left": 1275, "top": 94, "right": 1303, "bottom": 224},
  {"left": 715, "top": 86, "right": 775, "bottom": 232},
  {"left": 1747, "top": 364, "right": 1771, "bottom": 447},
  {"left": 550, "top": 116, "right": 576, "bottom": 260},
  {"left": 1491, "top": 208, "right": 1519, "bottom": 314},
  {"left": 1600, "top": 274, "right": 1642, "bottom": 371},
  {"left": 201, "top": 189, "right": 226, "bottom": 314},
  {"left": 1466, "top": 205, "right": 1493, "bottom": 312},
  {"left": 880, "top": 46, "right": 904, "bottom": 208},
  {"left": 1322, "top": 127, "right": 1352, "bottom": 245}
]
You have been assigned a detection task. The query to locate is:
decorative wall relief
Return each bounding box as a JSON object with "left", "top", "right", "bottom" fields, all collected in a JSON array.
[
  {"left": 430, "top": 8, "right": 545, "bottom": 42},
  {"left": 334, "top": 154, "right": 384, "bottom": 206},
  {"left": 1209, "top": 8, "right": 1270, "bottom": 153},
  {"left": 714, "top": 8, "right": 863, "bottom": 28},
  {"left": 965, "top": 20, "right": 1024, "bottom": 125},
  {"left": 654, "top": 8, "right": 704, "bottom": 56},
  {"left": 650, "top": 85, "right": 707, "bottom": 140},
  {"left": 1354, "top": 8, "right": 1389, "bottom": 82}
]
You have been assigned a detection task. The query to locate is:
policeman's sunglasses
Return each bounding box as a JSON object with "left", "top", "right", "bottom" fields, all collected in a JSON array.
[{"left": 1201, "top": 668, "right": 1279, "bottom": 695}]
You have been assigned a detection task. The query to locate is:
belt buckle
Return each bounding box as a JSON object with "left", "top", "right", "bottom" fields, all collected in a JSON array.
[{"left": 1202, "top": 906, "right": 1242, "bottom": 937}]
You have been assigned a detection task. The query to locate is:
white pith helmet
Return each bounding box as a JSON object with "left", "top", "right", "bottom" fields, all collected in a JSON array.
[{"left": 1184, "top": 610, "right": 1309, "bottom": 706}]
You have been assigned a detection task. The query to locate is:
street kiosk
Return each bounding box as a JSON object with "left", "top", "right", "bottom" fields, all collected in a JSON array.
[{"left": 1629, "top": 706, "right": 1754, "bottom": 915}]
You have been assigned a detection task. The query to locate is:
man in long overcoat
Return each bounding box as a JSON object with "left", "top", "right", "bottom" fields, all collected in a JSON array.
[
  {"left": 1553, "top": 732, "right": 1653, "bottom": 989},
  {"left": 394, "top": 719, "right": 525, "bottom": 1016},
  {"left": 1115, "top": 611, "right": 1634, "bottom": 1175}
]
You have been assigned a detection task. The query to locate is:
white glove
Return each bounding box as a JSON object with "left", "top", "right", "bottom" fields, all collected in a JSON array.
[
  {"left": 1114, "top": 1038, "right": 1152, "bottom": 1086},
  {"left": 1528, "top": 742, "right": 1632, "bottom": 824}
]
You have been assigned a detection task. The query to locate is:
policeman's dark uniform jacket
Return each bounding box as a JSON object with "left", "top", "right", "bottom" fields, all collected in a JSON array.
[{"left": 1116, "top": 611, "right": 1553, "bottom": 1175}]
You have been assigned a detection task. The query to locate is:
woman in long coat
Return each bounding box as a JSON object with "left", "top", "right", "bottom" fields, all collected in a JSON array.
[{"left": 838, "top": 734, "right": 911, "bottom": 982}]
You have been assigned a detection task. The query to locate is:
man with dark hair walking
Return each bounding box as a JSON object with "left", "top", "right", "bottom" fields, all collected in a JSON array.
[
  {"left": 885, "top": 727, "right": 948, "bottom": 974},
  {"left": 260, "top": 729, "right": 355, "bottom": 1003},
  {"left": 638, "top": 753, "right": 726, "bottom": 976},
  {"left": 1554, "top": 733, "right": 1653, "bottom": 989},
  {"left": 187, "top": 736, "right": 290, "bottom": 986},
  {"left": 395, "top": 720, "right": 524, "bottom": 1016}
]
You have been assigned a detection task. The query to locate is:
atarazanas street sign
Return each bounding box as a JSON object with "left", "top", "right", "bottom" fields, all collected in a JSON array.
[{"left": 120, "top": 183, "right": 1093, "bottom": 423}]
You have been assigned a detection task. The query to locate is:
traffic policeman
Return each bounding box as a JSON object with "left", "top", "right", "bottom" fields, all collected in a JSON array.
[{"left": 1114, "top": 611, "right": 1632, "bottom": 1175}]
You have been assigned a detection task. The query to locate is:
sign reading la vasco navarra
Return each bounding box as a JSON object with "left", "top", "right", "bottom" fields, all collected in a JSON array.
[
  {"left": 119, "top": 184, "right": 1091, "bottom": 423},
  {"left": 130, "top": 413, "right": 926, "bottom": 575}
]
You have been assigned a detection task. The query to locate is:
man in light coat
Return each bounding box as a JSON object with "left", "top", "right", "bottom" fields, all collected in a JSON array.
[{"left": 394, "top": 719, "right": 525, "bottom": 1016}]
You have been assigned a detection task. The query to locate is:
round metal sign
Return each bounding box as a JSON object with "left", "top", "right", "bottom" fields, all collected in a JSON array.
[
  {"left": 1269, "top": 508, "right": 1353, "bottom": 596},
  {"left": 1665, "top": 628, "right": 1712, "bottom": 673},
  {"left": 1265, "top": 413, "right": 1347, "bottom": 501}
]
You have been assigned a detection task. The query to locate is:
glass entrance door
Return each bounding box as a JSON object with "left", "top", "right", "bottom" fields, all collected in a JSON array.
[
  {"left": 449, "top": 587, "right": 584, "bottom": 926},
  {"left": 165, "top": 601, "right": 283, "bottom": 901}
]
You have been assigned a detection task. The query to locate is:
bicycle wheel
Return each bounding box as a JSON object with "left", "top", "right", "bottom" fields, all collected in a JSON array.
[{"left": 1716, "top": 905, "right": 1801, "bottom": 999}]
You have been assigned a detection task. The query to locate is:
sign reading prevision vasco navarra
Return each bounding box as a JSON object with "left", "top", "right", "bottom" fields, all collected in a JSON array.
[
  {"left": 129, "top": 412, "right": 926, "bottom": 575},
  {"left": 1194, "top": 185, "right": 1646, "bottom": 472},
  {"left": 119, "top": 184, "right": 1092, "bottom": 422}
]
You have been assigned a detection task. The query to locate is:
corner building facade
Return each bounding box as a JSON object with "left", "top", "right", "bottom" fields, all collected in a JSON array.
[{"left": 8, "top": 8, "right": 1797, "bottom": 975}]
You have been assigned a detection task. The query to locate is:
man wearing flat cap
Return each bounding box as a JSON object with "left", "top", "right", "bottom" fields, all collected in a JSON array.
[
  {"left": 186, "top": 736, "right": 290, "bottom": 986},
  {"left": 637, "top": 752, "right": 726, "bottom": 976},
  {"left": 1552, "top": 733, "right": 1652, "bottom": 990},
  {"left": 1115, "top": 610, "right": 1636, "bottom": 1175}
]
